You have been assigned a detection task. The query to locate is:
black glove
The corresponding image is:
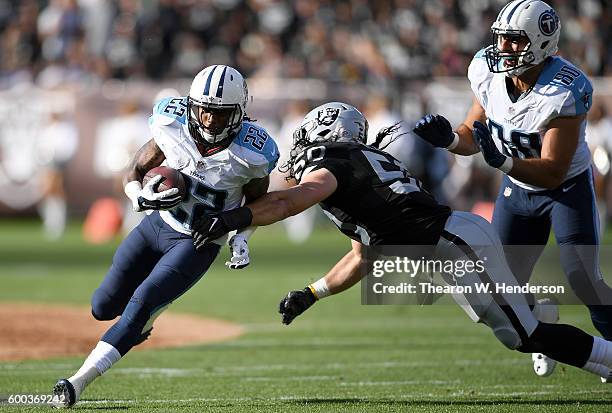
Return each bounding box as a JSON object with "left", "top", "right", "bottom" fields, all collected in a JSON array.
[
  {"left": 413, "top": 114, "right": 455, "bottom": 148},
  {"left": 278, "top": 287, "right": 317, "bottom": 325},
  {"left": 192, "top": 207, "right": 253, "bottom": 250},
  {"left": 472, "top": 121, "right": 507, "bottom": 169}
]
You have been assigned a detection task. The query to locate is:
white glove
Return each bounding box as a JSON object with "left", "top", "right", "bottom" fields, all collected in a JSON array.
[
  {"left": 124, "top": 176, "right": 181, "bottom": 212},
  {"left": 225, "top": 234, "right": 250, "bottom": 269}
]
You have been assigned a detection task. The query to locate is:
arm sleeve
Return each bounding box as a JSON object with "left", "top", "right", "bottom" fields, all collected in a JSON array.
[
  {"left": 559, "top": 78, "right": 593, "bottom": 117},
  {"left": 467, "top": 49, "right": 492, "bottom": 108}
]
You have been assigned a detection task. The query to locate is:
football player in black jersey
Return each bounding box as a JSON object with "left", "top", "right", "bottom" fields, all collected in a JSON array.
[{"left": 191, "top": 102, "right": 612, "bottom": 379}]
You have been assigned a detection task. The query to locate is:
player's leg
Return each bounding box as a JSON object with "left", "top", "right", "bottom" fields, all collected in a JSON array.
[
  {"left": 551, "top": 169, "right": 612, "bottom": 340},
  {"left": 491, "top": 176, "right": 559, "bottom": 375},
  {"left": 491, "top": 175, "right": 551, "bottom": 285},
  {"left": 52, "top": 213, "right": 163, "bottom": 407},
  {"left": 436, "top": 211, "right": 612, "bottom": 377},
  {"left": 90, "top": 216, "right": 162, "bottom": 321},
  {"left": 99, "top": 238, "right": 220, "bottom": 356},
  {"left": 53, "top": 213, "right": 220, "bottom": 407}
]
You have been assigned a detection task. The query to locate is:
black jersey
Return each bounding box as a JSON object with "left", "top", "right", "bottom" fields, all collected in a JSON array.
[{"left": 293, "top": 141, "right": 451, "bottom": 246}]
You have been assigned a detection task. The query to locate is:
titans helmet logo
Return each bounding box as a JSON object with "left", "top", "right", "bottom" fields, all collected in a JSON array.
[
  {"left": 538, "top": 10, "right": 559, "bottom": 36},
  {"left": 317, "top": 108, "right": 340, "bottom": 126}
]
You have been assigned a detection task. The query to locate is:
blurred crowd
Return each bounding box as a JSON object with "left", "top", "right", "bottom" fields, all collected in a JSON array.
[
  {"left": 1, "top": 0, "right": 612, "bottom": 242},
  {"left": 1, "top": 0, "right": 611, "bottom": 90}
]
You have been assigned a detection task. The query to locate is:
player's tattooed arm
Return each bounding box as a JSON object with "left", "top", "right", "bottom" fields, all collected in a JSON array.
[{"left": 123, "top": 139, "right": 166, "bottom": 186}]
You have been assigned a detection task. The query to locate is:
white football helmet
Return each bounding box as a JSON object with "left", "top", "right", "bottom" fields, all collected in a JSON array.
[
  {"left": 188, "top": 65, "right": 248, "bottom": 149},
  {"left": 293, "top": 102, "right": 368, "bottom": 148},
  {"left": 485, "top": 0, "right": 560, "bottom": 76}
]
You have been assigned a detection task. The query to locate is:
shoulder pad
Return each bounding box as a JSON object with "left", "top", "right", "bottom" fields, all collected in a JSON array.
[
  {"left": 536, "top": 57, "right": 593, "bottom": 116},
  {"left": 149, "top": 96, "right": 189, "bottom": 128},
  {"left": 229, "top": 122, "right": 280, "bottom": 175},
  {"left": 468, "top": 48, "right": 492, "bottom": 100}
]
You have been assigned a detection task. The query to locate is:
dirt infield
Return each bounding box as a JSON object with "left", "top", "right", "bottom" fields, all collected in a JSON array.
[{"left": 0, "top": 303, "right": 244, "bottom": 361}]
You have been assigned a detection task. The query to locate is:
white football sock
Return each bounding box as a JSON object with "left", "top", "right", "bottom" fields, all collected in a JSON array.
[
  {"left": 582, "top": 361, "right": 611, "bottom": 377},
  {"left": 586, "top": 337, "right": 612, "bottom": 367},
  {"left": 68, "top": 341, "right": 121, "bottom": 393}
]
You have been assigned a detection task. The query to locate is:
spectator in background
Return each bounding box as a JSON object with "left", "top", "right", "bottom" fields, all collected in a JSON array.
[
  {"left": 0, "top": 0, "right": 609, "bottom": 87},
  {"left": 270, "top": 99, "right": 318, "bottom": 243},
  {"left": 93, "top": 97, "right": 151, "bottom": 234},
  {"left": 35, "top": 108, "right": 79, "bottom": 240}
]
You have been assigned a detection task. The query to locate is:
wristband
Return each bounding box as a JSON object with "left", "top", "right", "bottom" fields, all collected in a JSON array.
[
  {"left": 224, "top": 207, "right": 254, "bottom": 231},
  {"left": 235, "top": 226, "right": 256, "bottom": 241},
  {"left": 308, "top": 278, "right": 330, "bottom": 300},
  {"left": 124, "top": 181, "right": 142, "bottom": 202},
  {"left": 446, "top": 132, "right": 460, "bottom": 151},
  {"left": 499, "top": 157, "right": 514, "bottom": 174}
]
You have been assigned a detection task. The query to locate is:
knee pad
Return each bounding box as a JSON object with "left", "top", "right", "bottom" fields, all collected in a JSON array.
[
  {"left": 492, "top": 326, "right": 522, "bottom": 350},
  {"left": 483, "top": 304, "right": 523, "bottom": 350},
  {"left": 91, "top": 288, "right": 122, "bottom": 321}
]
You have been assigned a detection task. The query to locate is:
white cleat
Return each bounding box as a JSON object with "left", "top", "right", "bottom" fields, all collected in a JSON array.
[
  {"left": 531, "top": 298, "right": 559, "bottom": 377},
  {"left": 52, "top": 378, "right": 79, "bottom": 408},
  {"left": 532, "top": 352, "right": 557, "bottom": 377},
  {"left": 601, "top": 371, "right": 612, "bottom": 383}
]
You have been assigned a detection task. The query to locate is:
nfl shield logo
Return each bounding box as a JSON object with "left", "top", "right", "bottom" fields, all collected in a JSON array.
[{"left": 504, "top": 187, "right": 512, "bottom": 197}]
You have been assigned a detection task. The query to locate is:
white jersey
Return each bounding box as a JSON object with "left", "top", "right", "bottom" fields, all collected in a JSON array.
[
  {"left": 468, "top": 48, "right": 593, "bottom": 191},
  {"left": 149, "top": 96, "right": 279, "bottom": 243}
]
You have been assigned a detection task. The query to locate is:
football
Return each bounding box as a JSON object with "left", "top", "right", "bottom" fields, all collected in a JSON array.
[{"left": 143, "top": 166, "right": 187, "bottom": 199}]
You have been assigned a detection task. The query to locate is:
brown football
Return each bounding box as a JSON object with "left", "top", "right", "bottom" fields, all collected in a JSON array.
[{"left": 143, "top": 166, "right": 187, "bottom": 199}]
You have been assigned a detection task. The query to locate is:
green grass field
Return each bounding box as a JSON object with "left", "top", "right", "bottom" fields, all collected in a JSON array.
[{"left": 1, "top": 219, "right": 612, "bottom": 412}]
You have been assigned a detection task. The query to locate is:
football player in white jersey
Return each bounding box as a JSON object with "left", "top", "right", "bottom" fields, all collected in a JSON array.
[
  {"left": 413, "top": 0, "right": 612, "bottom": 379},
  {"left": 52, "top": 65, "right": 279, "bottom": 407}
]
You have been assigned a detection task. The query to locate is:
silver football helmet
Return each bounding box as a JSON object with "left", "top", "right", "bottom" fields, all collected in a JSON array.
[
  {"left": 293, "top": 102, "right": 368, "bottom": 148},
  {"left": 187, "top": 65, "right": 248, "bottom": 149},
  {"left": 485, "top": 0, "right": 560, "bottom": 76}
]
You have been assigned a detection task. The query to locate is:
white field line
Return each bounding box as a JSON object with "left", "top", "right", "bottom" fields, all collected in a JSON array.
[
  {"left": 340, "top": 380, "right": 461, "bottom": 386},
  {"left": 0, "top": 358, "right": 528, "bottom": 377},
  {"left": 76, "top": 389, "right": 612, "bottom": 406}
]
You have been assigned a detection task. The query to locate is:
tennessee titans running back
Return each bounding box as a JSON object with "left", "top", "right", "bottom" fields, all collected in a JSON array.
[{"left": 52, "top": 64, "right": 278, "bottom": 408}]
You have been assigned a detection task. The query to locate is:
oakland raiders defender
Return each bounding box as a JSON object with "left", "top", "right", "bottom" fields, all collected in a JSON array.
[
  {"left": 191, "top": 101, "right": 612, "bottom": 382},
  {"left": 413, "top": 0, "right": 612, "bottom": 378},
  {"left": 52, "top": 65, "right": 278, "bottom": 408}
]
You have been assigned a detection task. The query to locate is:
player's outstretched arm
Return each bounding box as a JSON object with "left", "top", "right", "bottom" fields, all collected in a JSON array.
[
  {"left": 413, "top": 97, "right": 483, "bottom": 156},
  {"left": 224, "top": 176, "right": 271, "bottom": 270},
  {"left": 279, "top": 240, "right": 369, "bottom": 325},
  {"left": 192, "top": 169, "right": 337, "bottom": 249},
  {"left": 453, "top": 97, "right": 487, "bottom": 156}
]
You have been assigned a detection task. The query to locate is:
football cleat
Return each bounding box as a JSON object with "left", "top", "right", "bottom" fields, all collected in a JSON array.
[
  {"left": 52, "top": 378, "right": 78, "bottom": 408},
  {"left": 531, "top": 298, "right": 559, "bottom": 377},
  {"left": 532, "top": 352, "right": 556, "bottom": 377}
]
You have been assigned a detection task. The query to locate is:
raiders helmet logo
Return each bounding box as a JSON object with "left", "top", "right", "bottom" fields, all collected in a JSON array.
[{"left": 317, "top": 108, "right": 340, "bottom": 126}]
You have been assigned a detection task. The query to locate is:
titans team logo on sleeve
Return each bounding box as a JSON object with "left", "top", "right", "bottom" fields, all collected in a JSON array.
[{"left": 538, "top": 10, "right": 559, "bottom": 36}]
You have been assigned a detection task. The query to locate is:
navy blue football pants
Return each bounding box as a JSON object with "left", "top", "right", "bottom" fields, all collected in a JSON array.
[
  {"left": 91, "top": 211, "right": 220, "bottom": 355},
  {"left": 493, "top": 168, "right": 612, "bottom": 339}
]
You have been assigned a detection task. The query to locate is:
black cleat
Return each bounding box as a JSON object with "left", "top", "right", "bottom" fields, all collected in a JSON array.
[{"left": 52, "top": 378, "right": 77, "bottom": 408}]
